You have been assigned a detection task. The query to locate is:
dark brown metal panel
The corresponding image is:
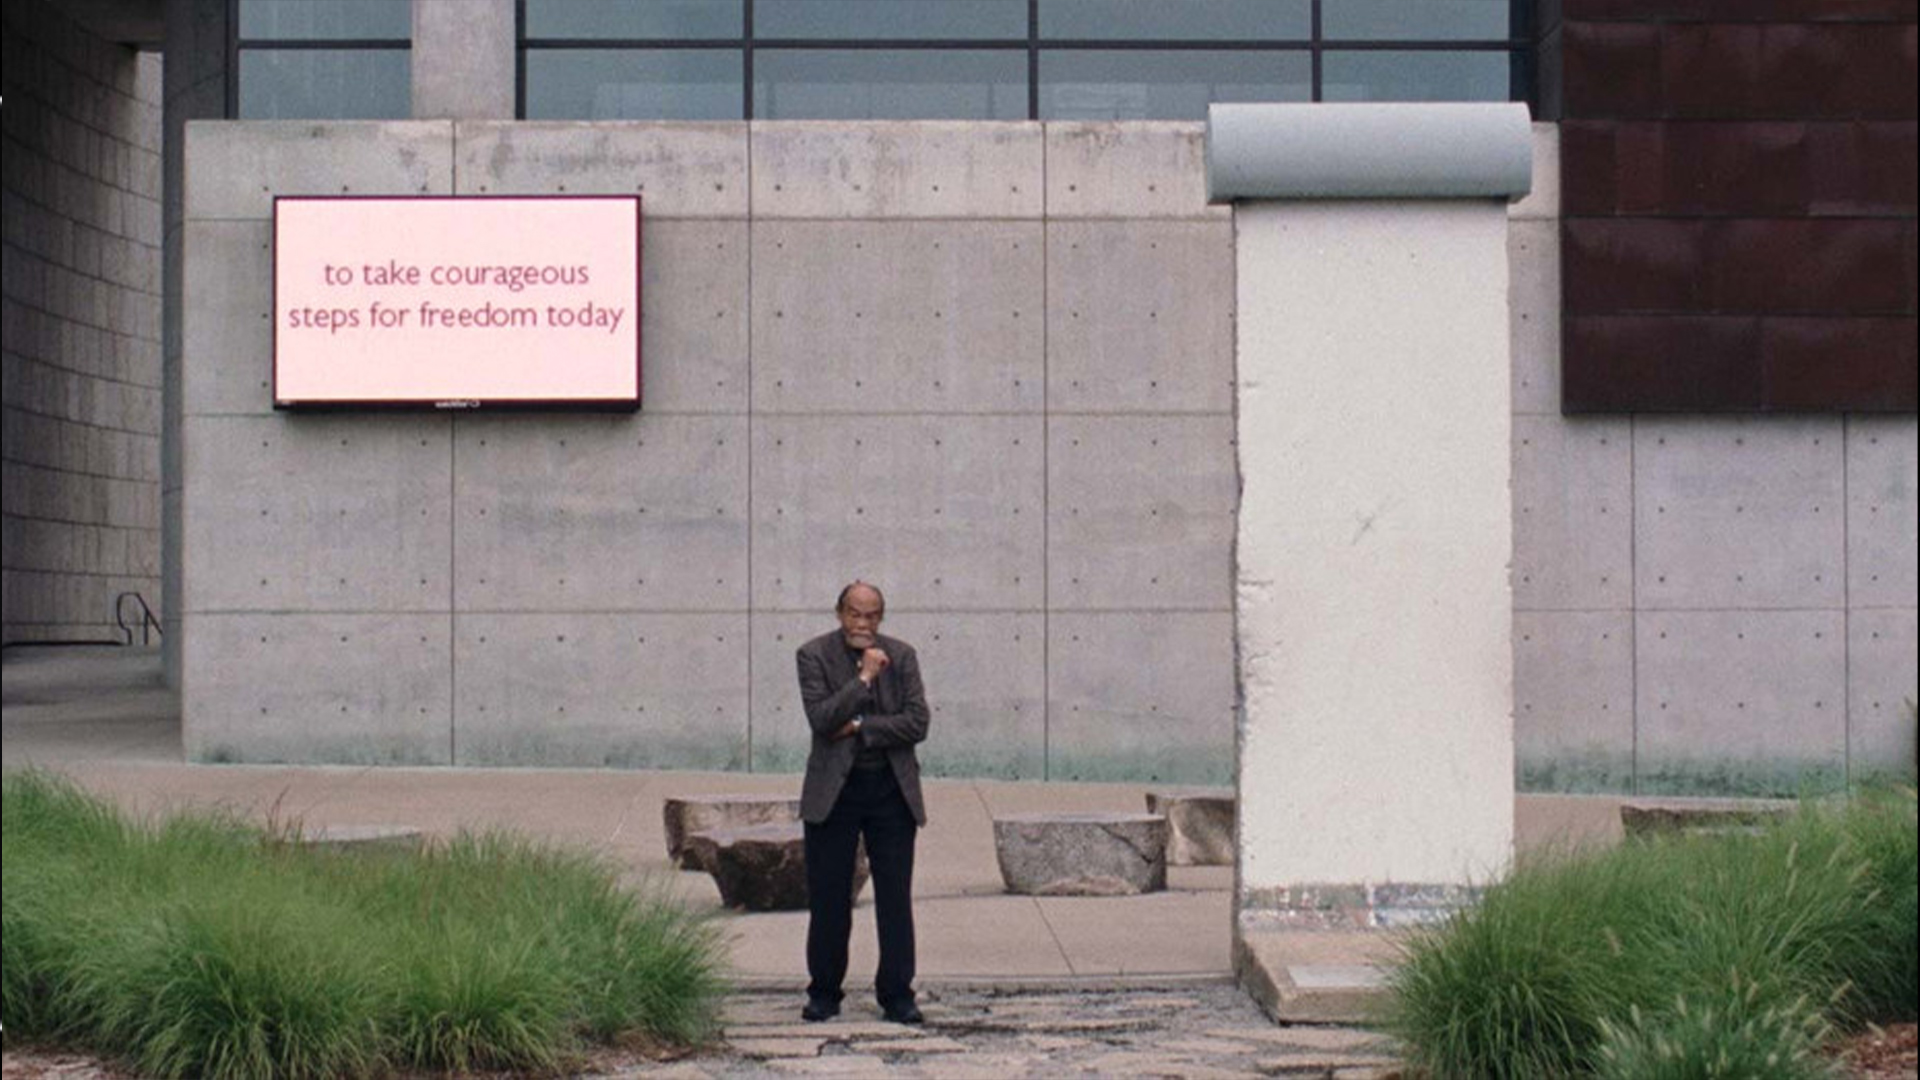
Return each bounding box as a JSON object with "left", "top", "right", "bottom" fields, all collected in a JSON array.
[
  {"left": 1709, "top": 219, "right": 1914, "bottom": 314},
  {"left": 1760, "top": 317, "right": 1919, "bottom": 411},
  {"left": 1564, "top": 218, "right": 1711, "bottom": 313},
  {"left": 1661, "top": 22, "right": 1916, "bottom": 119},
  {"left": 1567, "top": 121, "right": 1917, "bottom": 218},
  {"left": 1560, "top": 121, "right": 1619, "bottom": 213},
  {"left": 1807, "top": 121, "right": 1919, "bottom": 216},
  {"left": 1563, "top": 21, "right": 1664, "bottom": 116},
  {"left": 1556, "top": 3, "right": 1916, "bottom": 412},
  {"left": 1563, "top": 315, "right": 1765, "bottom": 411}
]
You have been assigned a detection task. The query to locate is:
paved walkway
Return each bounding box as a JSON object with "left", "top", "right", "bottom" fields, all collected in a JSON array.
[{"left": 2, "top": 645, "right": 1627, "bottom": 1077}]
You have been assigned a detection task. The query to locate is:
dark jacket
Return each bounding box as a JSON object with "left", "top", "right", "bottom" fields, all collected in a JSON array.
[{"left": 796, "top": 630, "right": 930, "bottom": 825}]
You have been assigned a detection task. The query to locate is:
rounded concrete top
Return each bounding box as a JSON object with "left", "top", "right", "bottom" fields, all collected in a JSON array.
[{"left": 1206, "top": 102, "right": 1533, "bottom": 201}]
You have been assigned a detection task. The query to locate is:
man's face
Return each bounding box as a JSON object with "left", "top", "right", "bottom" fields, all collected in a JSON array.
[{"left": 838, "top": 589, "right": 884, "bottom": 649}]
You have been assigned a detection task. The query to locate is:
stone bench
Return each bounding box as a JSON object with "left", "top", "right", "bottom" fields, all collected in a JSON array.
[
  {"left": 685, "top": 823, "right": 869, "bottom": 912},
  {"left": 1619, "top": 797, "right": 1796, "bottom": 839},
  {"left": 663, "top": 795, "right": 801, "bottom": 871},
  {"left": 1145, "top": 788, "right": 1236, "bottom": 866},
  {"left": 993, "top": 813, "right": 1169, "bottom": 896}
]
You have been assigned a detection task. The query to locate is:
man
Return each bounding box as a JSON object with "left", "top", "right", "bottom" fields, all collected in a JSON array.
[{"left": 795, "top": 581, "right": 930, "bottom": 1024}]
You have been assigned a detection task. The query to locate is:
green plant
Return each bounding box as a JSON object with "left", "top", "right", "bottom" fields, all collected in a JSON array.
[
  {"left": 1385, "top": 787, "right": 1918, "bottom": 1079},
  {"left": 1, "top": 769, "right": 728, "bottom": 1078},
  {"left": 1593, "top": 993, "right": 1839, "bottom": 1080}
]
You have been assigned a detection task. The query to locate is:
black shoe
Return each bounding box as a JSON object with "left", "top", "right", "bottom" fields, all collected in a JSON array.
[
  {"left": 881, "top": 1002, "right": 924, "bottom": 1025},
  {"left": 801, "top": 998, "right": 840, "bottom": 1023}
]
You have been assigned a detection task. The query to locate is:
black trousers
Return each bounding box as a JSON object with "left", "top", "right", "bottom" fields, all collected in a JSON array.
[{"left": 804, "top": 765, "right": 918, "bottom": 1009}]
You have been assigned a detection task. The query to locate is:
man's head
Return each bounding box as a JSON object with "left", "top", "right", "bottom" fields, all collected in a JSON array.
[{"left": 836, "top": 581, "right": 885, "bottom": 649}]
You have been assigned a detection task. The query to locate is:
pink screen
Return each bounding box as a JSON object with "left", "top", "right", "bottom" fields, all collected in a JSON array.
[{"left": 273, "top": 197, "right": 641, "bottom": 407}]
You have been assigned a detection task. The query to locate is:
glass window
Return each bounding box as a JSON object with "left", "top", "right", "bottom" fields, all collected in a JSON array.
[
  {"left": 238, "top": 50, "right": 411, "bottom": 118},
  {"left": 1042, "top": 0, "right": 1310, "bottom": 41},
  {"left": 1040, "top": 50, "right": 1309, "bottom": 120},
  {"left": 524, "top": 0, "right": 743, "bottom": 41},
  {"left": 1320, "top": 0, "right": 1514, "bottom": 41},
  {"left": 755, "top": 0, "right": 1027, "bottom": 40},
  {"left": 1321, "top": 50, "right": 1511, "bottom": 101},
  {"left": 238, "top": 0, "right": 410, "bottom": 40},
  {"left": 755, "top": 50, "right": 1027, "bottom": 119},
  {"left": 525, "top": 50, "right": 743, "bottom": 119}
]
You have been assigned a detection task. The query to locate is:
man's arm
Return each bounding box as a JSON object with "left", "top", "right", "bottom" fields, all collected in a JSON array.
[
  {"left": 798, "top": 643, "right": 871, "bottom": 738},
  {"left": 854, "top": 646, "right": 929, "bottom": 749}
]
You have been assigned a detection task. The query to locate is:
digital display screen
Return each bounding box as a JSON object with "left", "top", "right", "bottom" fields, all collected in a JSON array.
[{"left": 273, "top": 196, "right": 641, "bottom": 410}]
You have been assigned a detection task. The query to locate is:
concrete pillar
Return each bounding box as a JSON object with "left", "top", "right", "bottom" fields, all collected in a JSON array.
[
  {"left": 1210, "top": 103, "right": 1532, "bottom": 1017},
  {"left": 163, "top": 0, "right": 232, "bottom": 687},
  {"left": 412, "top": 0, "right": 514, "bottom": 120}
]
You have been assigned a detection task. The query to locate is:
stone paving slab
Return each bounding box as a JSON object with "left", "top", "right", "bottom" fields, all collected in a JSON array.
[{"left": 648, "top": 986, "right": 1401, "bottom": 1079}]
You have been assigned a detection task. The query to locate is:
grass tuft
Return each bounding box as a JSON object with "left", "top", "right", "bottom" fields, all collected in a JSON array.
[
  {"left": 1, "top": 769, "right": 728, "bottom": 1078},
  {"left": 1385, "top": 785, "right": 1917, "bottom": 1079}
]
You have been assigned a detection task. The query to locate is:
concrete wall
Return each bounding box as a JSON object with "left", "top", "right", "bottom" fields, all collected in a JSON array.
[
  {"left": 174, "top": 116, "right": 1918, "bottom": 788},
  {"left": 1510, "top": 129, "right": 1920, "bottom": 794},
  {"left": 179, "top": 120, "right": 1237, "bottom": 779},
  {"left": 2, "top": 0, "right": 164, "bottom": 645}
]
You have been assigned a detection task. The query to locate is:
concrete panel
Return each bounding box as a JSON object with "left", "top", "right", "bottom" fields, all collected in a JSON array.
[
  {"left": 1514, "top": 610, "right": 1634, "bottom": 793},
  {"left": 413, "top": 0, "right": 514, "bottom": 120},
  {"left": 181, "top": 415, "right": 451, "bottom": 613},
  {"left": 453, "top": 414, "right": 746, "bottom": 612},
  {"left": 1047, "top": 221, "right": 1235, "bottom": 414},
  {"left": 1045, "top": 123, "right": 1225, "bottom": 220},
  {"left": 180, "top": 219, "right": 271, "bottom": 416},
  {"left": 1637, "top": 609, "right": 1847, "bottom": 795},
  {"left": 748, "top": 611, "right": 1046, "bottom": 780},
  {"left": 454, "top": 613, "right": 748, "bottom": 769},
  {"left": 1049, "top": 415, "right": 1236, "bottom": 611},
  {"left": 1508, "top": 123, "right": 1559, "bottom": 221},
  {"left": 751, "top": 415, "right": 1045, "bottom": 612},
  {"left": 455, "top": 122, "right": 749, "bottom": 217},
  {"left": 1636, "top": 417, "right": 1845, "bottom": 611},
  {"left": 1236, "top": 200, "right": 1513, "bottom": 888},
  {"left": 1049, "top": 611, "right": 1234, "bottom": 784},
  {"left": 182, "top": 612, "right": 450, "bottom": 764},
  {"left": 1512, "top": 415, "right": 1633, "bottom": 611},
  {"left": 1847, "top": 415, "right": 1918, "bottom": 609},
  {"left": 748, "top": 612, "right": 834, "bottom": 776},
  {"left": 184, "top": 121, "right": 454, "bottom": 221},
  {"left": 751, "top": 222, "right": 1043, "bottom": 415},
  {"left": 1849, "top": 608, "right": 1919, "bottom": 781},
  {"left": 750, "top": 122, "right": 1042, "bottom": 219},
  {"left": 638, "top": 221, "right": 748, "bottom": 413},
  {"left": 1508, "top": 219, "right": 1562, "bottom": 415}
]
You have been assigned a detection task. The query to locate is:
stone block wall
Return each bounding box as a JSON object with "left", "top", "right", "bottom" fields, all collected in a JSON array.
[{"left": 1, "top": 0, "right": 164, "bottom": 644}]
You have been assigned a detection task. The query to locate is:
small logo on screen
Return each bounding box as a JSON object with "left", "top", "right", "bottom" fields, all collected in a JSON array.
[{"left": 434, "top": 400, "right": 482, "bottom": 410}]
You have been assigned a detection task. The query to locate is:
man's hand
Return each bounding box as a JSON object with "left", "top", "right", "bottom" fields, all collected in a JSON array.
[
  {"left": 833, "top": 719, "right": 860, "bottom": 741},
  {"left": 858, "top": 647, "right": 890, "bottom": 683}
]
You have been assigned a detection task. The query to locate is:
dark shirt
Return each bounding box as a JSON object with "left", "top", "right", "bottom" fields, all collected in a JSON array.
[{"left": 847, "top": 645, "right": 891, "bottom": 771}]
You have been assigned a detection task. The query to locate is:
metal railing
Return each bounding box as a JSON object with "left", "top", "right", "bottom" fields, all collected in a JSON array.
[{"left": 114, "top": 592, "right": 163, "bottom": 646}]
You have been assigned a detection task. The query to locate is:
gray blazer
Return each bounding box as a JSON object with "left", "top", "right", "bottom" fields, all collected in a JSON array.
[{"left": 796, "top": 630, "right": 930, "bottom": 826}]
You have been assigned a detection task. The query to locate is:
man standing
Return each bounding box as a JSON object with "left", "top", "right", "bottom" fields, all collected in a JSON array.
[{"left": 795, "top": 581, "right": 930, "bottom": 1024}]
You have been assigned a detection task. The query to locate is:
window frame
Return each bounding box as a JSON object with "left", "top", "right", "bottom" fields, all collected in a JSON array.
[
  {"left": 228, "top": 0, "right": 414, "bottom": 119},
  {"left": 515, "top": 0, "right": 1534, "bottom": 121}
]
